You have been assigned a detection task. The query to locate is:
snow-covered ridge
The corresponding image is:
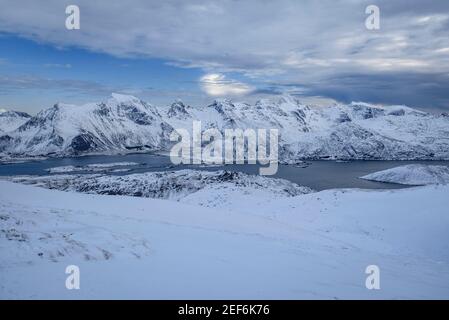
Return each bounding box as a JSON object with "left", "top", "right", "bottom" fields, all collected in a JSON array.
[
  {"left": 8, "top": 169, "right": 313, "bottom": 203},
  {"left": 360, "top": 164, "right": 449, "bottom": 185},
  {"left": 45, "top": 162, "right": 141, "bottom": 173},
  {"left": 0, "top": 110, "right": 31, "bottom": 133},
  {"left": 1, "top": 93, "right": 449, "bottom": 161}
]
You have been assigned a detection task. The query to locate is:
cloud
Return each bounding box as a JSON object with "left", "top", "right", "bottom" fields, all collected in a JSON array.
[
  {"left": 43, "top": 63, "right": 72, "bottom": 68},
  {"left": 200, "top": 73, "right": 253, "bottom": 96},
  {"left": 269, "top": 71, "right": 449, "bottom": 113},
  {"left": 2, "top": 0, "right": 448, "bottom": 75},
  {"left": 0, "top": 75, "right": 117, "bottom": 96},
  {"left": 0, "top": 0, "right": 448, "bottom": 109},
  {"left": 0, "top": 75, "right": 214, "bottom": 109}
]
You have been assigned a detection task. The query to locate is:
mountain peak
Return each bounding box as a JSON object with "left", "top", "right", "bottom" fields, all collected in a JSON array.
[
  {"left": 212, "top": 98, "right": 233, "bottom": 105},
  {"left": 171, "top": 99, "right": 186, "bottom": 107},
  {"left": 167, "top": 100, "right": 189, "bottom": 118},
  {"left": 0, "top": 110, "right": 31, "bottom": 118}
]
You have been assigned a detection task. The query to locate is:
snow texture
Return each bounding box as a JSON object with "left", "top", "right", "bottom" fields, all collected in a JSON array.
[{"left": 1, "top": 179, "right": 449, "bottom": 299}]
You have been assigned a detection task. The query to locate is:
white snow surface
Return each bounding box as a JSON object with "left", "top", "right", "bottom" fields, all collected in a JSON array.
[
  {"left": 45, "top": 162, "right": 141, "bottom": 173},
  {"left": 1, "top": 178, "right": 449, "bottom": 299},
  {"left": 361, "top": 164, "right": 449, "bottom": 185}
]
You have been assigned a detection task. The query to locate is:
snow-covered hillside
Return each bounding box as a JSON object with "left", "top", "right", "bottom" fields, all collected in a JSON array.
[
  {"left": 1, "top": 179, "right": 448, "bottom": 299},
  {"left": 8, "top": 170, "right": 312, "bottom": 203},
  {"left": 0, "top": 110, "right": 31, "bottom": 133},
  {"left": 361, "top": 164, "right": 449, "bottom": 185},
  {"left": 1, "top": 94, "right": 449, "bottom": 161}
]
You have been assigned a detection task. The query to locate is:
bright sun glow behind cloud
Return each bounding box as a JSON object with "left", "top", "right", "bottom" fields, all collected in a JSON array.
[{"left": 200, "top": 73, "right": 253, "bottom": 97}]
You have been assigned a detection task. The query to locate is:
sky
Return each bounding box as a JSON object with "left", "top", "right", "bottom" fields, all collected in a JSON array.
[{"left": 0, "top": 0, "right": 449, "bottom": 114}]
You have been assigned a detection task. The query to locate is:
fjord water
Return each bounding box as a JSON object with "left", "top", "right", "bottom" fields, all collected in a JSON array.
[{"left": 1, "top": 153, "right": 448, "bottom": 190}]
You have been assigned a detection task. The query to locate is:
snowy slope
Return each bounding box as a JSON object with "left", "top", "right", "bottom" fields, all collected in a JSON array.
[
  {"left": 1, "top": 94, "right": 449, "bottom": 161},
  {"left": 1, "top": 180, "right": 449, "bottom": 299},
  {"left": 0, "top": 110, "right": 31, "bottom": 133},
  {"left": 361, "top": 164, "right": 449, "bottom": 185}
]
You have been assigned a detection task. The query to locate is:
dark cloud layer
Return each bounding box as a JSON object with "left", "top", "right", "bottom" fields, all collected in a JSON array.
[{"left": 0, "top": 0, "right": 448, "bottom": 110}]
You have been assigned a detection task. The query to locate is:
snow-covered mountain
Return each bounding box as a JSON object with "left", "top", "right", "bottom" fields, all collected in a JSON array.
[
  {"left": 163, "top": 97, "right": 449, "bottom": 161},
  {"left": 1, "top": 93, "right": 449, "bottom": 161},
  {"left": 0, "top": 110, "right": 31, "bottom": 134},
  {"left": 0, "top": 94, "right": 173, "bottom": 156}
]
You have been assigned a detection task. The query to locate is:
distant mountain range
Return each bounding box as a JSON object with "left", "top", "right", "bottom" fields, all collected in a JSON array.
[{"left": 1, "top": 93, "right": 449, "bottom": 161}]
